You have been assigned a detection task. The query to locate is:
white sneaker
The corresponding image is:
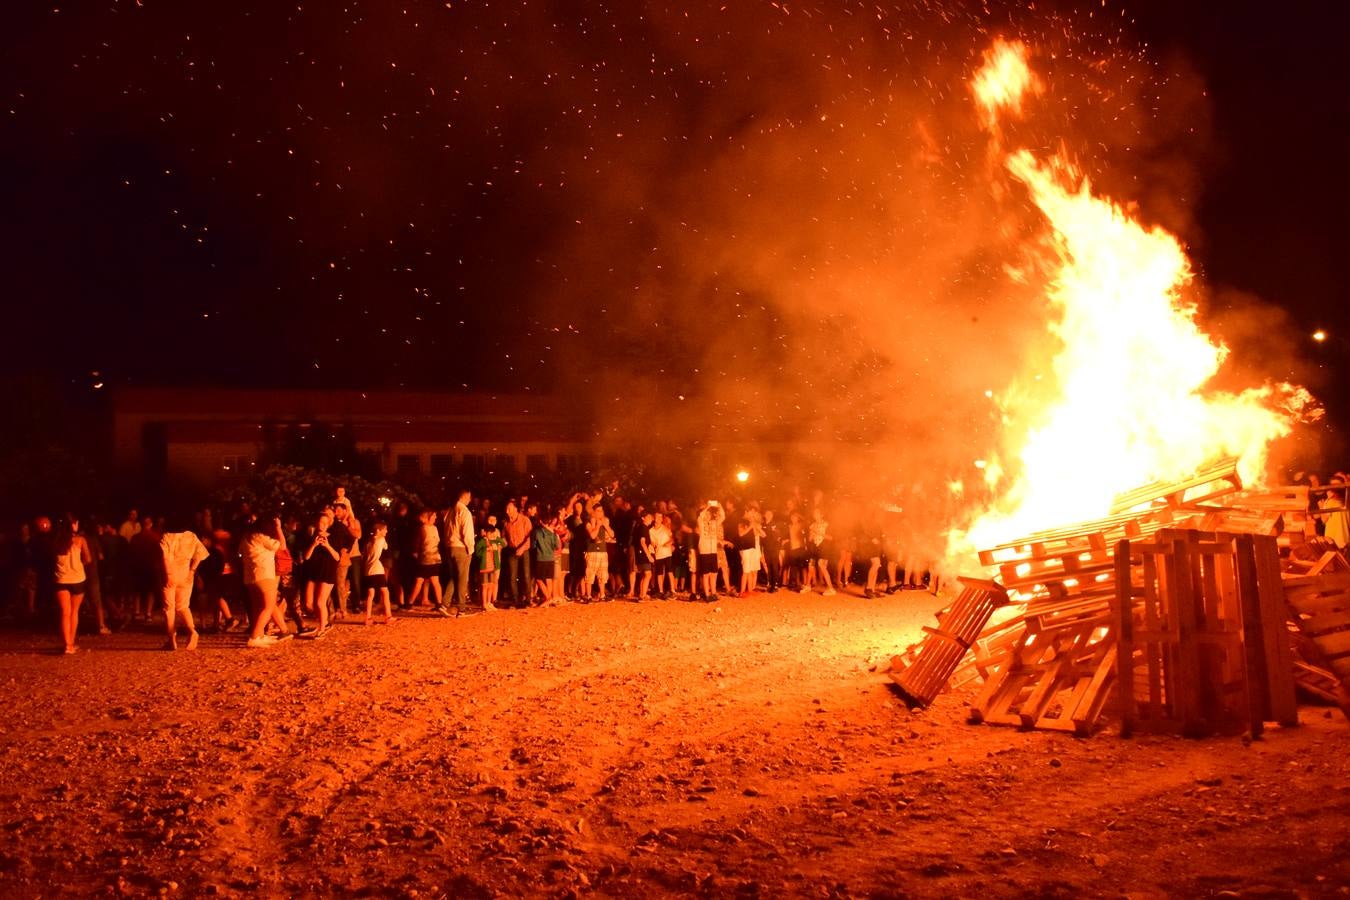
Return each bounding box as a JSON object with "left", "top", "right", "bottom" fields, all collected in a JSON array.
[
  {"left": 822, "top": 588, "right": 837, "bottom": 596},
  {"left": 246, "top": 635, "right": 278, "bottom": 649}
]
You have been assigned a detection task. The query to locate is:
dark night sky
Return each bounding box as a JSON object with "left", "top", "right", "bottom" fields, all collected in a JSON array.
[{"left": 2, "top": 1, "right": 1348, "bottom": 435}]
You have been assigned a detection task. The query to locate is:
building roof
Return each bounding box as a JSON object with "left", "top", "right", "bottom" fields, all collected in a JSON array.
[{"left": 114, "top": 387, "right": 555, "bottom": 420}]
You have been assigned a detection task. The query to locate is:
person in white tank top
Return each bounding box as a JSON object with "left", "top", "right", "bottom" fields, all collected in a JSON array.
[{"left": 52, "top": 516, "right": 91, "bottom": 655}]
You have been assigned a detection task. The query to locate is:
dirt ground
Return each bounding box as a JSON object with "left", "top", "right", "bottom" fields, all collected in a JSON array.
[{"left": 1, "top": 590, "right": 1347, "bottom": 898}]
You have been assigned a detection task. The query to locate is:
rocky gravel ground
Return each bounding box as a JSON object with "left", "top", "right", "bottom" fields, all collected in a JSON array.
[{"left": 1, "top": 590, "right": 1348, "bottom": 898}]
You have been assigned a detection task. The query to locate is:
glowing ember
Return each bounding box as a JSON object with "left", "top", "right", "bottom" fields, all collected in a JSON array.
[{"left": 951, "top": 40, "right": 1316, "bottom": 560}]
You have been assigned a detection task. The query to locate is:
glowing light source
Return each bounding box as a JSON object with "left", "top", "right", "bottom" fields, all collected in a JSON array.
[
  {"left": 735, "top": 470, "right": 750, "bottom": 484},
  {"left": 378, "top": 495, "right": 393, "bottom": 508},
  {"left": 1312, "top": 330, "right": 1327, "bottom": 343}
]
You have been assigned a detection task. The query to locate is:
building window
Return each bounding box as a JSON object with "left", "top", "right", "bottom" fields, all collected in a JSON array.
[
  {"left": 556, "top": 454, "right": 576, "bottom": 473},
  {"left": 430, "top": 454, "right": 453, "bottom": 476},
  {"left": 462, "top": 454, "right": 485, "bottom": 475},
  {"left": 396, "top": 454, "right": 421, "bottom": 476},
  {"left": 221, "top": 455, "right": 252, "bottom": 476},
  {"left": 525, "top": 454, "right": 548, "bottom": 473},
  {"left": 493, "top": 454, "right": 516, "bottom": 474}
]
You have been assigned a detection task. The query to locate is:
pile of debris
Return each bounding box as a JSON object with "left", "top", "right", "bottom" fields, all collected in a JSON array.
[{"left": 890, "top": 458, "right": 1350, "bottom": 737}]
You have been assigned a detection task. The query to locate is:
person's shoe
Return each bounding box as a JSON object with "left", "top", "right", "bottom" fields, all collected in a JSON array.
[
  {"left": 246, "top": 635, "right": 276, "bottom": 649},
  {"left": 64, "top": 645, "right": 78, "bottom": 655},
  {"left": 297, "top": 627, "right": 319, "bottom": 638},
  {"left": 274, "top": 632, "right": 295, "bottom": 642},
  {"left": 163, "top": 636, "right": 177, "bottom": 651},
  {"left": 798, "top": 585, "right": 811, "bottom": 594},
  {"left": 185, "top": 631, "right": 199, "bottom": 651},
  {"left": 436, "top": 605, "right": 453, "bottom": 618},
  {"left": 97, "top": 626, "right": 112, "bottom": 636},
  {"left": 822, "top": 588, "right": 837, "bottom": 597}
]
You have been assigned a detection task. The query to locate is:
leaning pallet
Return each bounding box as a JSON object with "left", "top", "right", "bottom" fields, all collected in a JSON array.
[
  {"left": 889, "top": 578, "right": 1009, "bottom": 708},
  {"left": 1281, "top": 564, "right": 1350, "bottom": 719}
]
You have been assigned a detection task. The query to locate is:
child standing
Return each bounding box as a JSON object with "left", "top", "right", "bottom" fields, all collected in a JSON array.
[
  {"left": 474, "top": 516, "right": 506, "bottom": 611},
  {"left": 363, "top": 521, "right": 394, "bottom": 625}
]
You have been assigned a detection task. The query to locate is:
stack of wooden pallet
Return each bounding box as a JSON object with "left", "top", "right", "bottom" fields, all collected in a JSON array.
[
  {"left": 1281, "top": 551, "right": 1350, "bottom": 718},
  {"left": 1112, "top": 529, "right": 1296, "bottom": 737},
  {"left": 888, "top": 458, "right": 1344, "bottom": 737}
]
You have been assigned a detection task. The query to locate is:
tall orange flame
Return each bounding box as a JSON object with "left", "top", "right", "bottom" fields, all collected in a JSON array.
[{"left": 951, "top": 40, "right": 1315, "bottom": 559}]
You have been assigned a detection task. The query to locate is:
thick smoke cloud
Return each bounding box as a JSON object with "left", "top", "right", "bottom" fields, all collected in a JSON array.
[{"left": 524, "top": 2, "right": 1239, "bottom": 560}]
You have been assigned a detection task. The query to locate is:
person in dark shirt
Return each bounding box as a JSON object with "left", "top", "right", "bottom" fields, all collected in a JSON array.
[
  {"left": 630, "top": 509, "right": 654, "bottom": 600},
  {"left": 761, "top": 509, "right": 783, "bottom": 593},
  {"left": 326, "top": 514, "right": 356, "bottom": 619}
]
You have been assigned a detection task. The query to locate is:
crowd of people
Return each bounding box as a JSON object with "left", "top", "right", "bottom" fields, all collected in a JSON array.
[
  {"left": 7, "top": 468, "right": 1349, "bottom": 655},
  {"left": 1, "top": 482, "right": 940, "bottom": 655}
]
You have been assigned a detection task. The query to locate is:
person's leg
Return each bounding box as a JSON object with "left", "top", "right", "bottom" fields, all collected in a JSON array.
[
  {"left": 68, "top": 593, "right": 83, "bottom": 650},
  {"left": 349, "top": 564, "right": 362, "bottom": 613},
  {"left": 163, "top": 586, "right": 178, "bottom": 647},
  {"left": 174, "top": 584, "right": 199, "bottom": 649},
  {"left": 363, "top": 587, "right": 375, "bottom": 625},
  {"left": 57, "top": 589, "right": 74, "bottom": 651},
  {"left": 379, "top": 587, "right": 392, "bottom": 622},
  {"left": 454, "top": 550, "right": 471, "bottom": 610},
  {"left": 428, "top": 576, "right": 443, "bottom": 610},
  {"left": 87, "top": 575, "right": 108, "bottom": 635},
  {"left": 245, "top": 584, "right": 264, "bottom": 638},
  {"left": 503, "top": 554, "right": 519, "bottom": 605},
  {"left": 584, "top": 553, "right": 600, "bottom": 600},
  {"left": 314, "top": 582, "right": 331, "bottom": 632},
  {"left": 249, "top": 581, "right": 278, "bottom": 641},
  {"left": 817, "top": 558, "right": 834, "bottom": 593},
  {"left": 334, "top": 560, "right": 350, "bottom": 618}
]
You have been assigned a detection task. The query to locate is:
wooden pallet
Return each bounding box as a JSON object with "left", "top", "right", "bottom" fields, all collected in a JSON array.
[
  {"left": 1189, "top": 508, "right": 1285, "bottom": 538},
  {"left": 1114, "top": 532, "right": 1250, "bottom": 737},
  {"left": 1293, "top": 659, "right": 1344, "bottom": 705},
  {"left": 890, "top": 578, "right": 1009, "bottom": 708},
  {"left": 1286, "top": 548, "right": 1350, "bottom": 577},
  {"left": 1282, "top": 568, "right": 1350, "bottom": 718},
  {"left": 1233, "top": 533, "right": 1299, "bottom": 733},
  {"left": 1109, "top": 458, "right": 1242, "bottom": 515},
  {"left": 969, "top": 612, "right": 1116, "bottom": 735}
]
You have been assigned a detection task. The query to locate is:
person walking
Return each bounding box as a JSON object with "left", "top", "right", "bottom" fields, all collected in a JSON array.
[{"left": 160, "top": 516, "right": 208, "bottom": 650}]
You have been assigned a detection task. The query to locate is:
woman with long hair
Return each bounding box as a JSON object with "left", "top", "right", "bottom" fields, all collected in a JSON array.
[
  {"left": 241, "top": 515, "right": 288, "bottom": 648},
  {"left": 302, "top": 508, "right": 340, "bottom": 637},
  {"left": 52, "top": 514, "right": 92, "bottom": 654}
]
